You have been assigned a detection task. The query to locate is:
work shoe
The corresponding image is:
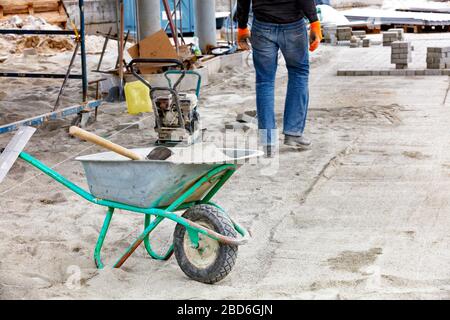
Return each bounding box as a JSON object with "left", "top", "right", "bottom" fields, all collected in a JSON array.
[{"left": 284, "top": 135, "right": 312, "bottom": 149}]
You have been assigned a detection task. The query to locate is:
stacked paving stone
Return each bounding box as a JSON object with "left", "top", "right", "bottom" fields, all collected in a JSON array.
[
  {"left": 337, "top": 27, "right": 352, "bottom": 41},
  {"left": 427, "top": 47, "right": 450, "bottom": 69},
  {"left": 388, "top": 28, "right": 405, "bottom": 41},
  {"left": 352, "top": 30, "right": 366, "bottom": 39},
  {"left": 383, "top": 31, "right": 399, "bottom": 46},
  {"left": 383, "top": 28, "right": 405, "bottom": 46},
  {"left": 391, "top": 41, "right": 412, "bottom": 69},
  {"left": 337, "top": 69, "right": 450, "bottom": 76}
]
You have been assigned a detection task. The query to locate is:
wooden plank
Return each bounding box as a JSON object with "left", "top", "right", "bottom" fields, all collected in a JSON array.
[
  {"left": 0, "top": 126, "right": 36, "bottom": 183},
  {"left": 0, "top": 1, "right": 66, "bottom": 27}
]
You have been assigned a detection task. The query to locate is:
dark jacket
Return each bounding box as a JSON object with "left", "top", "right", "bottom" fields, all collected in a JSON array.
[{"left": 237, "top": 0, "right": 318, "bottom": 29}]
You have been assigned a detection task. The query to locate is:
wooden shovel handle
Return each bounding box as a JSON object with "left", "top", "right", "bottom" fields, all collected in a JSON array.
[{"left": 69, "top": 126, "right": 143, "bottom": 161}]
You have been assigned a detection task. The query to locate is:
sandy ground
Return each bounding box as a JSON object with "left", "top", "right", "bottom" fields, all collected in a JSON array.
[{"left": 1, "top": 31, "right": 450, "bottom": 299}]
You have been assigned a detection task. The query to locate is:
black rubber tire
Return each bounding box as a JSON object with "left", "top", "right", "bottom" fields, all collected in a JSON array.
[{"left": 173, "top": 204, "right": 238, "bottom": 284}]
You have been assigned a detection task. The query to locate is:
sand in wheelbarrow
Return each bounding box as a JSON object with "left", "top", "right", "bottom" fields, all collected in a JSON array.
[{"left": 165, "top": 143, "right": 236, "bottom": 164}]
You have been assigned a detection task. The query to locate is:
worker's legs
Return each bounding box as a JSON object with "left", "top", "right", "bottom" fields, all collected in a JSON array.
[
  {"left": 251, "top": 20, "right": 280, "bottom": 146},
  {"left": 278, "top": 20, "right": 310, "bottom": 137}
]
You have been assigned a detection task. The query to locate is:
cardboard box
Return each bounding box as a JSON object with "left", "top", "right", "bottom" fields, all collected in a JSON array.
[{"left": 128, "top": 29, "right": 178, "bottom": 74}]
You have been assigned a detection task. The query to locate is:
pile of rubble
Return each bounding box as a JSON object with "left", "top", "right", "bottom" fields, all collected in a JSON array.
[
  {"left": 0, "top": 15, "right": 74, "bottom": 55},
  {"left": 0, "top": 15, "right": 59, "bottom": 30}
]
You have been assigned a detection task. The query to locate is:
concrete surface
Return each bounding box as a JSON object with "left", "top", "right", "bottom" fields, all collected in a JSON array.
[{"left": 1, "top": 33, "right": 450, "bottom": 299}]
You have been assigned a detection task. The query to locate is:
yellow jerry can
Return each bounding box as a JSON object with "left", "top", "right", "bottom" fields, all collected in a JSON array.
[{"left": 124, "top": 81, "right": 153, "bottom": 114}]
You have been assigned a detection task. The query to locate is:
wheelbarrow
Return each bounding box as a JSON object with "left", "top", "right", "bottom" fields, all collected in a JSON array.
[{"left": 0, "top": 127, "right": 263, "bottom": 284}]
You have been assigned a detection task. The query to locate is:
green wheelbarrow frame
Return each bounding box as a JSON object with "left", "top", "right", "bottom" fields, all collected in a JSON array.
[{"left": 17, "top": 151, "right": 250, "bottom": 269}]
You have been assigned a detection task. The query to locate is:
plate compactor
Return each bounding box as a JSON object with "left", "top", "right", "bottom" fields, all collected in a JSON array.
[{"left": 128, "top": 59, "right": 202, "bottom": 146}]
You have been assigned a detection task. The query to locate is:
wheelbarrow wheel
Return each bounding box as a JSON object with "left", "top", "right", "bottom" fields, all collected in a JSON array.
[{"left": 173, "top": 204, "right": 238, "bottom": 284}]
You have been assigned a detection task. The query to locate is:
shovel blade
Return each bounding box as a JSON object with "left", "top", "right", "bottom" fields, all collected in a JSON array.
[{"left": 0, "top": 126, "right": 36, "bottom": 183}]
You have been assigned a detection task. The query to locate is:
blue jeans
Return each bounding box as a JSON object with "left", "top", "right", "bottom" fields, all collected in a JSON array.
[{"left": 251, "top": 19, "right": 310, "bottom": 146}]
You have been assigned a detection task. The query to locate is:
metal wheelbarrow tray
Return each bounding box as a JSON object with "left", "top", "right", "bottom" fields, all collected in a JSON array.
[{"left": 2, "top": 132, "right": 262, "bottom": 284}]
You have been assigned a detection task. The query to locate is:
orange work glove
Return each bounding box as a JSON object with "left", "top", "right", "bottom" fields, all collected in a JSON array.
[
  {"left": 309, "top": 21, "right": 323, "bottom": 52},
  {"left": 237, "top": 27, "right": 251, "bottom": 51}
]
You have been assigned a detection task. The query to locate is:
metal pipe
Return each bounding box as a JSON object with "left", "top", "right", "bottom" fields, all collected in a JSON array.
[
  {"left": 54, "top": 41, "right": 81, "bottom": 111},
  {"left": 118, "top": 0, "right": 125, "bottom": 90},
  {"left": 194, "top": 0, "right": 217, "bottom": 53},
  {"left": 134, "top": 0, "right": 141, "bottom": 43},
  {"left": 0, "top": 73, "right": 83, "bottom": 79},
  {"left": 79, "top": 0, "right": 88, "bottom": 102},
  {"left": 0, "top": 29, "right": 75, "bottom": 35},
  {"left": 162, "top": 0, "right": 179, "bottom": 51},
  {"left": 173, "top": 0, "right": 178, "bottom": 54}
]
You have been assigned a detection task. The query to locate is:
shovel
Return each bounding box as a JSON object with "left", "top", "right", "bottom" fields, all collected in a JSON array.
[{"left": 69, "top": 126, "right": 173, "bottom": 161}]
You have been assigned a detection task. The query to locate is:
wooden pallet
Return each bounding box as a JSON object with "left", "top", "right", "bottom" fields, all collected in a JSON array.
[{"left": 0, "top": 0, "right": 67, "bottom": 27}]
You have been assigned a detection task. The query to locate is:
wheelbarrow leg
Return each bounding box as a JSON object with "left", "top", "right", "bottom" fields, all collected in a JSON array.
[
  {"left": 144, "top": 215, "right": 174, "bottom": 261},
  {"left": 94, "top": 207, "right": 114, "bottom": 269},
  {"left": 113, "top": 215, "right": 165, "bottom": 268}
]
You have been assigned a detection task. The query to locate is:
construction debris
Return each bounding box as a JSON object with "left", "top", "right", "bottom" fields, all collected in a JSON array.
[
  {"left": 0, "top": 14, "right": 61, "bottom": 31},
  {"left": 128, "top": 29, "right": 181, "bottom": 74},
  {"left": 0, "top": 15, "right": 73, "bottom": 54},
  {"left": 0, "top": 0, "right": 68, "bottom": 27},
  {"left": 391, "top": 41, "right": 412, "bottom": 69},
  {"left": 427, "top": 47, "right": 450, "bottom": 70}
]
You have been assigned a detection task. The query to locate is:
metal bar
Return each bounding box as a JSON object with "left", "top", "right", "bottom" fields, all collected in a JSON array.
[
  {"left": 54, "top": 41, "right": 81, "bottom": 111},
  {"left": 0, "top": 100, "right": 102, "bottom": 134},
  {"left": 0, "top": 29, "right": 75, "bottom": 35},
  {"left": 135, "top": 0, "right": 141, "bottom": 44},
  {"left": 96, "top": 27, "right": 112, "bottom": 72},
  {"left": 229, "top": 0, "right": 234, "bottom": 46},
  {"left": 173, "top": 0, "right": 179, "bottom": 54},
  {"left": 179, "top": 0, "right": 183, "bottom": 42},
  {"left": 79, "top": 0, "right": 88, "bottom": 102},
  {"left": 144, "top": 215, "right": 174, "bottom": 260},
  {"left": 0, "top": 126, "right": 36, "bottom": 183},
  {"left": 118, "top": 0, "right": 124, "bottom": 95},
  {"left": 0, "top": 73, "right": 83, "bottom": 79},
  {"left": 94, "top": 207, "right": 114, "bottom": 269},
  {"left": 162, "top": 0, "right": 179, "bottom": 51},
  {"left": 206, "top": 201, "right": 250, "bottom": 243},
  {"left": 164, "top": 70, "right": 202, "bottom": 98},
  {"left": 115, "top": 30, "right": 130, "bottom": 70},
  {"left": 165, "top": 165, "right": 235, "bottom": 213},
  {"left": 164, "top": 0, "right": 185, "bottom": 45},
  {"left": 113, "top": 216, "right": 165, "bottom": 268},
  {"left": 201, "top": 168, "right": 235, "bottom": 204}
]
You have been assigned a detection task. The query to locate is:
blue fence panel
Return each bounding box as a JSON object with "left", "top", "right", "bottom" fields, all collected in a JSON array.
[
  {"left": 124, "top": 0, "right": 195, "bottom": 36},
  {"left": 124, "top": 0, "right": 137, "bottom": 35}
]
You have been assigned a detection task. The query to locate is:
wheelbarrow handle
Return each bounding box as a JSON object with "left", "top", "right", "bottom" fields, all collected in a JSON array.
[
  {"left": 69, "top": 126, "right": 143, "bottom": 161},
  {"left": 128, "top": 58, "right": 184, "bottom": 80}
]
